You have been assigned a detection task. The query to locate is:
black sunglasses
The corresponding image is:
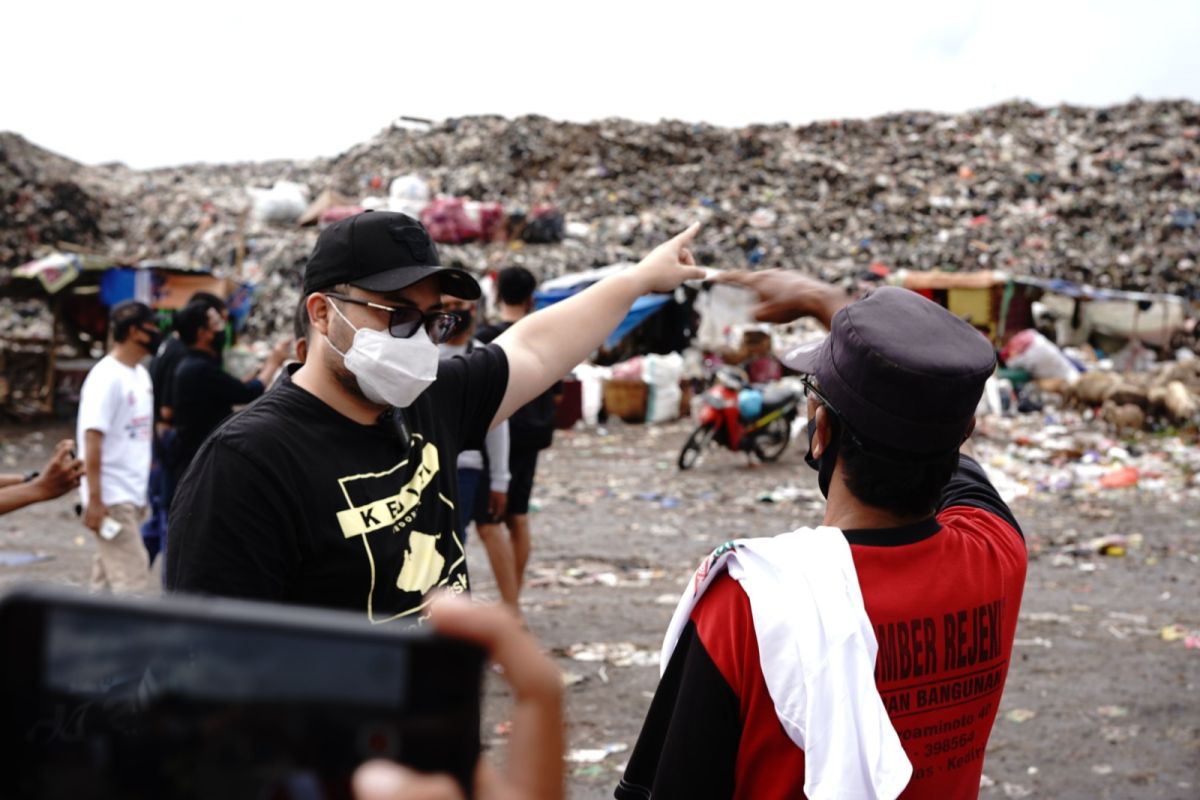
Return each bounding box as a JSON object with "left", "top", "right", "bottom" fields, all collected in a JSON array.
[
  {"left": 801, "top": 376, "right": 860, "bottom": 448},
  {"left": 325, "top": 293, "right": 463, "bottom": 344}
]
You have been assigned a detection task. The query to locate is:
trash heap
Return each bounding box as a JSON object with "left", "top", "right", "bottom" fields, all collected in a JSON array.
[
  {"left": 2, "top": 99, "right": 1198, "bottom": 341},
  {"left": 1067, "top": 359, "right": 1200, "bottom": 430},
  {"left": 0, "top": 133, "right": 112, "bottom": 268}
]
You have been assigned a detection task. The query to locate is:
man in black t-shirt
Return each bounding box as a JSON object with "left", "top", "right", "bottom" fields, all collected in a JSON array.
[
  {"left": 150, "top": 292, "right": 228, "bottom": 427},
  {"left": 168, "top": 303, "right": 288, "bottom": 502},
  {"left": 144, "top": 291, "right": 227, "bottom": 562},
  {"left": 166, "top": 212, "right": 705, "bottom": 624},
  {"left": 476, "top": 266, "right": 560, "bottom": 604}
]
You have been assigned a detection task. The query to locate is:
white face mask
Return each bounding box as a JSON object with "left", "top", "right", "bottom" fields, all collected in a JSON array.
[{"left": 327, "top": 300, "right": 439, "bottom": 408}]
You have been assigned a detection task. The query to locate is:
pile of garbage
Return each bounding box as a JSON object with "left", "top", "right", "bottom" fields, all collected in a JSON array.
[
  {"left": 983, "top": 325, "right": 1200, "bottom": 431},
  {"left": 2, "top": 99, "right": 1198, "bottom": 340},
  {"left": 0, "top": 133, "right": 113, "bottom": 268}
]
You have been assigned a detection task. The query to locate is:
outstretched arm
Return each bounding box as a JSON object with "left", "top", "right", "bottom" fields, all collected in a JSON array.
[
  {"left": 492, "top": 224, "right": 705, "bottom": 426},
  {"left": 0, "top": 439, "right": 84, "bottom": 515},
  {"left": 713, "top": 270, "right": 850, "bottom": 330}
]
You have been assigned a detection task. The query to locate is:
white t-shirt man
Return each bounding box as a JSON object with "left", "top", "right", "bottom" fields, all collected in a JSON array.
[{"left": 77, "top": 354, "right": 154, "bottom": 509}]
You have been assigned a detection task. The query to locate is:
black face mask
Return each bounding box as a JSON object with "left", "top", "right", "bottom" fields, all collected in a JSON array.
[
  {"left": 140, "top": 328, "right": 163, "bottom": 354},
  {"left": 804, "top": 413, "right": 840, "bottom": 499},
  {"left": 211, "top": 329, "right": 228, "bottom": 353}
]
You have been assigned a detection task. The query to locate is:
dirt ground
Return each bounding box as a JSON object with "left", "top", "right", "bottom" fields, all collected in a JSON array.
[{"left": 2, "top": 418, "right": 1197, "bottom": 799}]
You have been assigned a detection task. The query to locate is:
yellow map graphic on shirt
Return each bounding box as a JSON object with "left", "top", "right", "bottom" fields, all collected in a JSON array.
[{"left": 334, "top": 439, "right": 466, "bottom": 624}]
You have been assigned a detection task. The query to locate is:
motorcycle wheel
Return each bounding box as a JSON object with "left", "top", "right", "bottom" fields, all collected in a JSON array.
[
  {"left": 678, "top": 423, "right": 716, "bottom": 470},
  {"left": 753, "top": 416, "right": 791, "bottom": 462}
]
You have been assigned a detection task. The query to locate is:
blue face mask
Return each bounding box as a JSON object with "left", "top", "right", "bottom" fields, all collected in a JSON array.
[{"left": 805, "top": 413, "right": 840, "bottom": 499}]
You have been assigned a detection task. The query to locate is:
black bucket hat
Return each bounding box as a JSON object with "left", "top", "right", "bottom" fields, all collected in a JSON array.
[
  {"left": 780, "top": 286, "right": 995, "bottom": 455},
  {"left": 303, "top": 211, "right": 481, "bottom": 299}
]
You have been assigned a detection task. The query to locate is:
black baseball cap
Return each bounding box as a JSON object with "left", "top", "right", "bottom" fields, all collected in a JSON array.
[
  {"left": 303, "top": 211, "right": 481, "bottom": 299},
  {"left": 780, "top": 286, "right": 995, "bottom": 456}
]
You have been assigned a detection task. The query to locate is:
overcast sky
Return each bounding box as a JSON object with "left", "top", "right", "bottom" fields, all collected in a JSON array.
[{"left": 4, "top": 0, "right": 1197, "bottom": 169}]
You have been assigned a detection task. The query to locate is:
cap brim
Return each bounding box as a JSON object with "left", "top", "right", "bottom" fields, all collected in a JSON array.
[
  {"left": 778, "top": 336, "right": 828, "bottom": 375},
  {"left": 352, "top": 266, "right": 481, "bottom": 300}
]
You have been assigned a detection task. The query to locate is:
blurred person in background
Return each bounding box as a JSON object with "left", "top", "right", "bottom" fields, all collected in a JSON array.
[
  {"left": 77, "top": 300, "right": 160, "bottom": 593},
  {"left": 439, "top": 294, "right": 517, "bottom": 610},
  {"left": 167, "top": 302, "right": 288, "bottom": 504},
  {"left": 476, "top": 266, "right": 561, "bottom": 605},
  {"left": 144, "top": 291, "right": 228, "bottom": 562}
]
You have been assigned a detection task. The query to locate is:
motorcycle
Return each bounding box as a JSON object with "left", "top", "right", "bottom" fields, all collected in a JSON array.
[{"left": 678, "top": 367, "right": 802, "bottom": 470}]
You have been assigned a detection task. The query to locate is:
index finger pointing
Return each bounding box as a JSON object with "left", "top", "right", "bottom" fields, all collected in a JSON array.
[{"left": 677, "top": 221, "right": 701, "bottom": 244}]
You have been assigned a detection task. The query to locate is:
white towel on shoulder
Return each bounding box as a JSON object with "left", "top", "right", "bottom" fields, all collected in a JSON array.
[{"left": 661, "top": 527, "right": 912, "bottom": 800}]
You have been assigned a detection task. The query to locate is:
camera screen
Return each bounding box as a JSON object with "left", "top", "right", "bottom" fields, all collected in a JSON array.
[
  {"left": 4, "top": 600, "right": 482, "bottom": 800},
  {"left": 43, "top": 606, "right": 409, "bottom": 705}
]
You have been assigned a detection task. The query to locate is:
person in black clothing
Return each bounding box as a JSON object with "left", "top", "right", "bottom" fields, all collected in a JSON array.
[
  {"left": 167, "top": 303, "right": 288, "bottom": 504},
  {"left": 166, "top": 211, "right": 704, "bottom": 625},
  {"left": 476, "top": 266, "right": 560, "bottom": 605},
  {"left": 150, "top": 291, "right": 228, "bottom": 427},
  {"left": 144, "top": 291, "right": 228, "bottom": 562}
]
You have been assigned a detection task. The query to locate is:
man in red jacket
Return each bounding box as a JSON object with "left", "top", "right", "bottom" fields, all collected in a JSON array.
[{"left": 618, "top": 272, "right": 1026, "bottom": 800}]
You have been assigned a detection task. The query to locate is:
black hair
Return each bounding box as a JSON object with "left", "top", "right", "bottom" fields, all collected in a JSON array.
[
  {"left": 112, "top": 322, "right": 135, "bottom": 343},
  {"left": 496, "top": 266, "right": 537, "bottom": 306},
  {"left": 175, "top": 302, "right": 212, "bottom": 346},
  {"left": 110, "top": 300, "right": 152, "bottom": 343},
  {"left": 837, "top": 431, "right": 959, "bottom": 517},
  {"left": 188, "top": 291, "right": 227, "bottom": 313},
  {"left": 294, "top": 295, "right": 311, "bottom": 342}
]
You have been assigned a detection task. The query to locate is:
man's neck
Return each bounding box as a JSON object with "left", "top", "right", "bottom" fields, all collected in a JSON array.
[
  {"left": 291, "top": 359, "right": 389, "bottom": 426},
  {"left": 821, "top": 465, "right": 932, "bottom": 531},
  {"left": 111, "top": 342, "right": 146, "bottom": 368},
  {"left": 497, "top": 303, "right": 527, "bottom": 323}
]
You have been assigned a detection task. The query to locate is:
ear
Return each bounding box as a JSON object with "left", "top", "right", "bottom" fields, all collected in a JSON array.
[
  {"left": 812, "top": 405, "right": 834, "bottom": 459},
  {"left": 962, "top": 417, "right": 977, "bottom": 442},
  {"left": 307, "top": 293, "right": 331, "bottom": 337}
]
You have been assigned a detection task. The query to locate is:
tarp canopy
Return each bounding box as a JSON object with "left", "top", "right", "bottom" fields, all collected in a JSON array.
[
  {"left": 534, "top": 263, "right": 672, "bottom": 348},
  {"left": 11, "top": 252, "right": 117, "bottom": 293},
  {"left": 9, "top": 252, "right": 215, "bottom": 297}
]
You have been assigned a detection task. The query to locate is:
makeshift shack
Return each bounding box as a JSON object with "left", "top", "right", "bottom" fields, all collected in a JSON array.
[
  {"left": 888, "top": 269, "right": 1195, "bottom": 354},
  {"left": 1017, "top": 278, "right": 1191, "bottom": 352},
  {"left": 0, "top": 252, "right": 230, "bottom": 419},
  {"left": 888, "top": 269, "right": 1017, "bottom": 340}
]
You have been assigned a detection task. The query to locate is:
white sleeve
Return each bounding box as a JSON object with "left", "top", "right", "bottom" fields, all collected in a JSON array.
[
  {"left": 485, "top": 420, "right": 511, "bottom": 493},
  {"left": 77, "top": 365, "right": 118, "bottom": 435}
]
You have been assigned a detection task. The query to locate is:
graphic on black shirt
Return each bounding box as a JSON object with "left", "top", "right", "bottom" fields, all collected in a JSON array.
[{"left": 334, "top": 434, "right": 467, "bottom": 623}]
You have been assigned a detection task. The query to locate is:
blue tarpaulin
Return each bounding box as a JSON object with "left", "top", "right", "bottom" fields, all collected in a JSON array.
[{"left": 535, "top": 288, "right": 671, "bottom": 349}]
